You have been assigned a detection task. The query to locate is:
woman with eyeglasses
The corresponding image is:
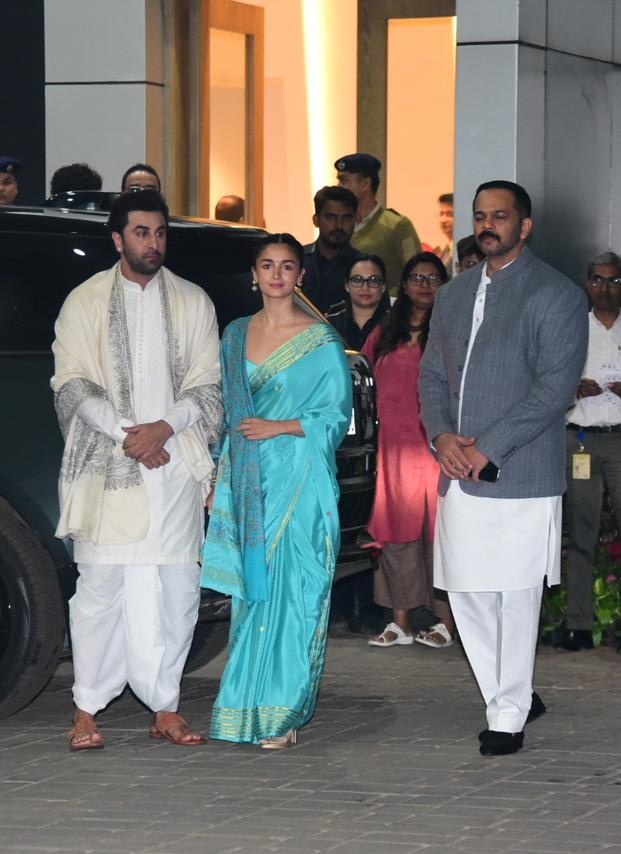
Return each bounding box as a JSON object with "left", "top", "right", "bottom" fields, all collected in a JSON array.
[
  {"left": 327, "top": 254, "right": 391, "bottom": 351},
  {"left": 364, "top": 251, "right": 455, "bottom": 649}
]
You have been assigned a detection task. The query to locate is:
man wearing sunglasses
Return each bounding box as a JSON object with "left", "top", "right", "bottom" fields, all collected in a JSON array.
[{"left": 561, "top": 252, "right": 621, "bottom": 651}]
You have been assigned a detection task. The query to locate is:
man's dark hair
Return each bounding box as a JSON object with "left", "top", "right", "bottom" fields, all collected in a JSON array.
[
  {"left": 347, "top": 253, "right": 386, "bottom": 282},
  {"left": 456, "top": 234, "right": 484, "bottom": 262},
  {"left": 50, "top": 163, "right": 102, "bottom": 196},
  {"left": 107, "top": 189, "right": 169, "bottom": 235},
  {"left": 313, "top": 185, "right": 358, "bottom": 216},
  {"left": 438, "top": 192, "right": 453, "bottom": 205},
  {"left": 473, "top": 180, "right": 532, "bottom": 219},
  {"left": 587, "top": 251, "right": 621, "bottom": 280},
  {"left": 374, "top": 251, "right": 448, "bottom": 360},
  {"left": 121, "top": 162, "right": 161, "bottom": 192},
  {"left": 252, "top": 232, "right": 304, "bottom": 267}
]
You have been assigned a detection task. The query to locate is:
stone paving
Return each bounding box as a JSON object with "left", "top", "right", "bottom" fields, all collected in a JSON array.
[{"left": 1, "top": 628, "right": 621, "bottom": 854}]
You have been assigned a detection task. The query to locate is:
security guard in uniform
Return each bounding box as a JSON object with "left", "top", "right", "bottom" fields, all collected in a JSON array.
[
  {"left": 335, "top": 153, "right": 421, "bottom": 295},
  {"left": 0, "top": 157, "right": 22, "bottom": 206}
]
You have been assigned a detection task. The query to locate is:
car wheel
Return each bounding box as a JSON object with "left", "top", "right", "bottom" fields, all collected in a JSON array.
[
  {"left": 184, "top": 620, "right": 229, "bottom": 674},
  {"left": 0, "top": 498, "right": 65, "bottom": 719}
]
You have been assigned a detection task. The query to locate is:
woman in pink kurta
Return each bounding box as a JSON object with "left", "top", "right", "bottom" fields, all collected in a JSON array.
[{"left": 363, "top": 252, "right": 454, "bottom": 649}]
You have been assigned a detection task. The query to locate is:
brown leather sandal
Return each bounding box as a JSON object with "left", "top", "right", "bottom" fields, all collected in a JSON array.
[
  {"left": 149, "top": 711, "right": 206, "bottom": 746},
  {"left": 67, "top": 723, "right": 104, "bottom": 751}
]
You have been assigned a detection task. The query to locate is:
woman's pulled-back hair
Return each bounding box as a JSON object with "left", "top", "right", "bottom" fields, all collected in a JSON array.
[{"left": 253, "top": 232, "right": 304, "bottom": 268}]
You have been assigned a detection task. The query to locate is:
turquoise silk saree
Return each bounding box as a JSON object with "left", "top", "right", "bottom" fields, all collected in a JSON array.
[{"left": 200, "top": 317, "right": 352, "bottom": 743}]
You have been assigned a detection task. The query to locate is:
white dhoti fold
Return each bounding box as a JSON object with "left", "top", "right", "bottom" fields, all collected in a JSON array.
[
  {"left": 70, "top": 563, "right": 200, "bottom": 715},
  {"left": 434, "top": 483, "right": 562, "bottom": 732}
]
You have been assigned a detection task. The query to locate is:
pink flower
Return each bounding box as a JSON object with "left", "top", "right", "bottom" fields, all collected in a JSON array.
[
  {"left": 606, "top": 574, "right": 618, "bottom": 584},
  {"left": 607, "top": 543, "right": 621, "bottom": 558}
]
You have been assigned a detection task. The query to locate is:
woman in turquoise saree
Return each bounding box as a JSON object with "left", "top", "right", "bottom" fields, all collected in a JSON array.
[{"left": 201, "top": 233, "right": 352, "bottom": 748}]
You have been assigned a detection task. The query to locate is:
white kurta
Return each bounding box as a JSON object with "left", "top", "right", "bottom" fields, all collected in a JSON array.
[
  {"left": 434, "top": 263, "right": 562, "bottom": 592},
  {"left": 74, "top": 273, "right": 203, "bottom": 565}
]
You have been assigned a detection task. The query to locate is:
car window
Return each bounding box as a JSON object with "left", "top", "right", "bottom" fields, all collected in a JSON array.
[{"left": 0, "top": 232, "right": 115, "bottom": 352}]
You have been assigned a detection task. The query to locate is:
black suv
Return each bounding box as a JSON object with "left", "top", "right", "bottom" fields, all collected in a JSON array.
[{"left": 0, "top": 204, "right": 377, "bottom": 718}]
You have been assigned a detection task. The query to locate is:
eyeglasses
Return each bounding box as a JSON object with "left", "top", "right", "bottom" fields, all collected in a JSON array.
[
  {"left": 348, "top": 275, "right": 384, "bottom": 289},
  {"left": 406, "top": 272, "right": 443, "bottom": 286},
  {"left": 589, "top": 275, "right": 621, "bottom": 288}
]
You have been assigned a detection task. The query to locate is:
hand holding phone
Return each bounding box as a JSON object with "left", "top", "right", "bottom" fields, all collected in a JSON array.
[{"left": 477, "top": 461, "right": 500, "bottom": 483}]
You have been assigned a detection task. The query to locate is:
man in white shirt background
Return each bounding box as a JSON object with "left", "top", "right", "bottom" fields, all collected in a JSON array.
[
  {"left": 562, "top": 251, "right": 621, "bottom": 651},
  {"left": 52, "top": 190, "right": 222, "bottom": 750}
]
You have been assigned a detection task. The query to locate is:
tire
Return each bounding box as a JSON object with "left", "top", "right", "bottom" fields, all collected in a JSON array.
[
  {"left": 0, "top": 498, "right": 66, "bottom": 719},
  {"left": 184, "top": 619, "right": 230, "bottom": 674}
]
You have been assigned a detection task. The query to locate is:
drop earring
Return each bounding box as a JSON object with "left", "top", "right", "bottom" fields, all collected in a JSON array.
[{"left": 251, "top": 280, "right": 258, "bottom": 292}]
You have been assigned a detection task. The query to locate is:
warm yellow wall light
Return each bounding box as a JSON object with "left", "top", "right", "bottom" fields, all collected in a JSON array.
[{"left": 302, "top": 0, "right": 330, "bottom": 195}]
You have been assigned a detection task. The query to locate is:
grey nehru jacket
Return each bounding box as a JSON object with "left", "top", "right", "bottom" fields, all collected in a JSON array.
[{"left": 419, "top": 246, "right": 589, "bottom": 499}]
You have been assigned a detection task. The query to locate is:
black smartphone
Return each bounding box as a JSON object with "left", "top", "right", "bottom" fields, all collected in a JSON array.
[{"left": 478, "top": 461, "right": 500, "bottom": 483}]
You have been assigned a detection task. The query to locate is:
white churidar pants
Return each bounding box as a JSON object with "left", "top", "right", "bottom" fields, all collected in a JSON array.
[
  {"left": 448, "top": 586, "right": 542, "bottom": 733},
  {"left": 70, "top": 563, "right": 200, "bottom": 715}
]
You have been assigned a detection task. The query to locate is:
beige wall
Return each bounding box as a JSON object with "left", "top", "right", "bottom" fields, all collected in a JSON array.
[
  {"left": 387, "top": 16, "right": 456, "bottom": 251},
  {"left": 240, "top": 3, "right": 454, "bottom": 247},
  {"left": 242, "top": 0, "right": 357, "bottom": 243},
  {"left": 209, "top": 28, "right": 247, "bottom": 215}
]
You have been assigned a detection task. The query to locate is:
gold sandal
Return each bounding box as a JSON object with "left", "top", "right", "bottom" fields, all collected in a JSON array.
[{"left": 259, "top": 729, "right": 297, "bottom": 750}]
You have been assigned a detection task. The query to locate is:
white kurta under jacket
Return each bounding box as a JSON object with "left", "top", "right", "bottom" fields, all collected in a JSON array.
[{"left": 434, "top": 263, "right": 562, "bottom": 592}]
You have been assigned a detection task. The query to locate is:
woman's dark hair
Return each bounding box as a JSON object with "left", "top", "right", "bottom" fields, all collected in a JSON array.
[
  {"left": 373, "top": 251, "right": 448, "bottom": 359},
  {"left": 347, "top": 253, "right": 386, "bottom": 282},
  {"left": 252, "top": 232, "right": 304, "bottom": 267},
  {"left": 107, "top": 189, "right": 169, "bottom": 235},
  {"left": 121, "top": 162, "right": 161, "bottom": 192}
]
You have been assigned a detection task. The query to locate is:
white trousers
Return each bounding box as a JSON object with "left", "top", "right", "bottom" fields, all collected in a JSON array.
[
  {"left": 70, "top": 563, "right": 200, "bottom": 715},
  {"left": 449, "top": 586, "right": 542, "bottom": 733}
]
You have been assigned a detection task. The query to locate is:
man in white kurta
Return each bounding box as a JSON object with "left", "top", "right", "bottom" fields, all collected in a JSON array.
[
  {"left": 52, "top": 190, "right": 222, "bottom": 750},
  {"left": 419, "top": 181, "right": 588, "bottom": 756}
]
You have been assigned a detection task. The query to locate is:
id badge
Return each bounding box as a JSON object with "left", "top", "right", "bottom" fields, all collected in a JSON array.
[{"left": 572, "top": 452, "right": 591, "bottom": 480}]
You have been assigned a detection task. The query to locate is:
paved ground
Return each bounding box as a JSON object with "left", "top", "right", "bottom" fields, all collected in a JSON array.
[{"left": 1, "top": 627, "right": 621, "bottom": 854}]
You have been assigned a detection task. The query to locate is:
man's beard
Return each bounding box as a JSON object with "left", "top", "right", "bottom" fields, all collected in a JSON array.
[
  {"left": 123, "top": 246, "right": 164, "bottom": 276},
  {"left": 476, "top": 225, "right": 521, "bottom": 258},
  {"left": 323, "top": 230, "right": 349, "bottom": 248}
]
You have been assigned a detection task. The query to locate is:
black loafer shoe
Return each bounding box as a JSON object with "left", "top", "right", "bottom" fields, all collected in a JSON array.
[
  {"left": 526, "top": 691, "right": 546, "bottom": 723},
  {"left": 478, "top": 691, "right": 546, "bottom": 741},
  {"left": 479, "top": 730, "right": 524, "bottom": 756},
  {"left": 556, "top": 628, "right": 593, "bottom": 651}
]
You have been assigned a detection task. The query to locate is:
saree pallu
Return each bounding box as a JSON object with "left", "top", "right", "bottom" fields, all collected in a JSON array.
[{"left": 201, "top": 320, "right": 352, "bottom": 743}]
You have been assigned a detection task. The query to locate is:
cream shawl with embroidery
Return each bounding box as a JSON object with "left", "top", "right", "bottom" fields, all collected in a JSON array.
[{"left": 51, "top": 263, "right": 222, "bottom": 545}]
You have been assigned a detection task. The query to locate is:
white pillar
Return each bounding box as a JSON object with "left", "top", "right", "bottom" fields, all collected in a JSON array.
[
  {"left": 455, "top": 0, "right": 621, "bottom": 280},
  {"left": 44, "top": 0, "right": 164, "bottom": 195}
]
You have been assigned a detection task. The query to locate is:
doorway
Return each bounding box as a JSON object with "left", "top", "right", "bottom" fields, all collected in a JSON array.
[{"left": 358, "top": 0, "right": 456, "bottom": 251}]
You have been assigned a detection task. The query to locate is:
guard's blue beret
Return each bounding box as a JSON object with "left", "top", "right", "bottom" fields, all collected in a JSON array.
[
  {"left": 334, "top": 153, "right": 381, "bottom": 177},
  {"left": 0, "top": 156, "right": 22, "bottom": 175}
]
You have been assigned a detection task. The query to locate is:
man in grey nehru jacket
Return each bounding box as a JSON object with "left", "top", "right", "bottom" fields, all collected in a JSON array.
[{"left": 419, "top": 180, "right": 588, "bottom": 756}]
